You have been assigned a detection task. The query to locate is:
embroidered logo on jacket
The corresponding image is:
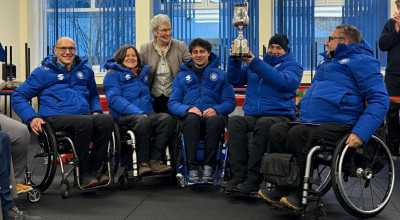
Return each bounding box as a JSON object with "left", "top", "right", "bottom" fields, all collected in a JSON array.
[
  {"left": 274, "top": 63, "right": 282, "bottom": 67},
  {"left": 44, "top": 67, "right": 49, "bottom": 70},
  {"left": 210, "top": 73, "right": 218, "bottom": 81},
  {"left": 339, "top": 58, "right": 350, "bottom": 64},
  {"left": 143, "top": 75, "right": 149, "bottom": 83},
  {"left": 125, "top": 74, "right": 131, "bottom": 81},
  {"left": 76, "top": 71, "right": 84, "bottom": 79},
  {"left": 57, "top": 74, "right": 64, "bottom": 80},
  {"left": 185, "top": 75, "right": 192, "bottom": 83}
]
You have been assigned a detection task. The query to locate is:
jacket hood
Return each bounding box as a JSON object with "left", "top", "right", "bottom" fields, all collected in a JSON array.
[
  {"left": 320, "top": 40, "right": 374, "bottom": 59},
  {"left": 180, "top": 52, "right": 220, "bottom": 72},
  {"left": 263, "top": 49, "right": 296, "bottom": 66},
  {"left": 104, "top": 58, "right": 150, "bottom": 74}
]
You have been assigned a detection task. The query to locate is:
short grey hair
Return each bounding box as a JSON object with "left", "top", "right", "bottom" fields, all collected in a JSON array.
[
  {"left": 151, "top": 14, "right": 171, "bottom": 33},
  {"left": 336, "top": 24, "right": 362, "bottom": 44}
]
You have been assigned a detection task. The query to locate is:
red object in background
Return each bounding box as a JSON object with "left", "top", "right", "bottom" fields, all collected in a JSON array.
[{"left": 100, "top": 95, "right": 109, "bottom": 111}]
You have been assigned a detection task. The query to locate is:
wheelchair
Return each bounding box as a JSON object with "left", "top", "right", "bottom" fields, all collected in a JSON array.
[
  {"left": 298, "top": 133, "right": 395, "bottom": 219},
  {"left": 117, "top": 125, "right": 174, "bottom": 190},
  {"left": 27, "top": 120, "right": 120, "bottom": 199},
  {"left": 175, "top": 132, "right": 225, "bottom": 188}
]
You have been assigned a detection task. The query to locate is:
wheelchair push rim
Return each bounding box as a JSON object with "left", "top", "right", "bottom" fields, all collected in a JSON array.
[{"left": 332, "top": 135, "right": 395, "bottom": 218}]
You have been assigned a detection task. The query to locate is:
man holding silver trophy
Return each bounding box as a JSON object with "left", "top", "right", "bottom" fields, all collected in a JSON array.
[{"left": 223, "top": 3, "right": 303, "bottom": 194}]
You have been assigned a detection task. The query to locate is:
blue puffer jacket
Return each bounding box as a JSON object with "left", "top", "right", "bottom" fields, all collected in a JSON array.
[
  {"left": 12, "top": 55, "right": 102, "bottom": 124},
  {"left": 103, "top": 60, "right": 153, "bottom": 118},
  {"left": 227, "top": 51, "right": 303, "bottom": 118},
  {"left": 168, "top": 53, "right": 236, "bottom": 117},
  {"left": 299, "top": 41, "right": 389, "bottom": 142}
]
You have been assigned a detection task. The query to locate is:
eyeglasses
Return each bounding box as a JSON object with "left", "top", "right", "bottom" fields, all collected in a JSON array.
[
  {"left": 158, "top": 28, "right": 172, "bottom": 34},
  {"left": 396, "top": 1, "right": 399, "bottom": 4},
  {"left": 56, "top": 47, "right": 76, "bottom": 53},
  {"left": 328, "top": 36, "right": 345, "bottom": 42}
]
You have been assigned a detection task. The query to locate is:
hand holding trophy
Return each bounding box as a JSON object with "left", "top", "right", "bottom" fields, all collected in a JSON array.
[{"left": 230, "top": 0, "right": 251, "bottom": 58}]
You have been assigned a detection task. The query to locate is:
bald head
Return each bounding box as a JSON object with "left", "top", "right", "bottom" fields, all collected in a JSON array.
[
  {"left": 54, "top": 37, "right": 76, "bottom": 71},
  {"left": 56, "top": 37, "right": 75, "bottom": 47}
]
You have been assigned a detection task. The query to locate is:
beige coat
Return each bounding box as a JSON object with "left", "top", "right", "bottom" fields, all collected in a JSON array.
[{"left": 139, "top": 38, "right": 191, "bottom": 92}]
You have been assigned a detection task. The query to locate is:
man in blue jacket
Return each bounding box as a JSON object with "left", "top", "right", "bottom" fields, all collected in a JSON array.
[
  {"left": 222, "top": 34, "right": 303, "bottom": 194},
  {"left": 168, "top": 38, "right": 236, "bottom": 184},
  {"left": 379, "top": 0, "right": 400, "bottom": 157},
  {"left": 11, "top": 37, "right": 115, "bottom": 189},
  {"left": 259, "top": 25, "right": 389, "bottom": 210}
]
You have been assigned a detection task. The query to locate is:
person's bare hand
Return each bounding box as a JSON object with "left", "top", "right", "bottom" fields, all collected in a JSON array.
[
  {"left": 235, "top": 51, "right": 255, "bottom": 66},
  {"left": 142, "top": 113, "right": 148, "bottom": 117},
  {"left": 202, "top": 108, "right": 217, "bottom": 118},
  {"left": 188, "top": 107, "right": 202, "bottom": 116},
  {"left": 92, "top": 112, "right": 99, "bottom": 115},
  {"left": 30, "top": 118, "right": 45, "bottom": 135},
  {"left": 345, "top": 133, "right": 364, "bottom": 148}
]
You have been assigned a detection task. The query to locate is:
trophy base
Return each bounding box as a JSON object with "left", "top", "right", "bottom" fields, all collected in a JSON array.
[{"left": 229, "top": 53, "right": 252, "bottom": 58}]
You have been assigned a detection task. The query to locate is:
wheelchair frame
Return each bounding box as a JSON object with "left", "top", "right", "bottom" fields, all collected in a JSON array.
[
  {"left": 301, "top": 134, "right": 395, "bottom": 219},
  {"left": 117, "top": 128, "right": 174, "bottom": 190},
  {"left": 28, "top": 120, "right": 120, "bottom": 199},
  {"left": 175, "top": 133, "right": 225, "bottom": 188}
]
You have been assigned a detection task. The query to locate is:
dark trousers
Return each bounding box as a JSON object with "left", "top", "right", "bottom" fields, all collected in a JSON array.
[
  {"left": 152, "top": 94, "right": 170, "bottom": 114},
  {"left": 182, "top": 113, "right": 226, "bottom": 170},
  {"left": 0, "top": 131, "right": 13, "bottom": 214},
  {"left": 45, "top": 114, "right": 115, "bottom": 174},
  {"left": 385, "top": 73, "right": 400, "bottom": 155},
  {"left": 117, "top": 113, "right": 173, "bottom": 163},
  {"left": 269, "top": 122, "right": 352, "bottom": 191},
  {"left": 227, "top": 115, "right": 291, "bottom": 183}
]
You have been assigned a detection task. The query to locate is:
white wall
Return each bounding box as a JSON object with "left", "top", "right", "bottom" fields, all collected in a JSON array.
[{"left": 0, "top": 0, "right": 41, "bottom": 81}]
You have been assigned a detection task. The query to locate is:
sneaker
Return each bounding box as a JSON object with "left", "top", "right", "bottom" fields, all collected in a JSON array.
[
  {"left": 188, "top": 170, "right": 200, "bottom": 184},
  {"left": 3, "top": 206, "right": 42, "bottom": 220},
  {"left": 202, "top": 165, "right": 214, "bottom": 183},
  {"left": 258, "top": 188, "right": 286, "bottom": 205},
  {"left": 280, "top": 191, "right": 302, "bottom": 210},
  {"left": 235, "top": 178, "right": 261, "bottom": 194},
  {"left": 81, "top": 172, "right": 99, "bottom": 188},
  {"left": 91, "top": 170, "right": 110, "bottom": 186},
  {"left": 150, "top": 160, "right": 173, "bottom": 174},
  {"left": 221, "top": 176, "right": 246, "bottom": 191},
  {"left": 139, "top": 163, "right": 152, "bottom": 176},
  {"left": 16, "top": 183, "right": 33, "bottom": 195}
]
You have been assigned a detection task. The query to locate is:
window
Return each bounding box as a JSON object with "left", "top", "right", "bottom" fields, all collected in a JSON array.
[
  {"left": 274, "top": 0, "right": 389, "bottom": 71},
  {"left": 154, "top": 0, "right": 259, "bottom": 69},
  {"left": 43, "top": 0, "right": 136, "bottom": 72}
]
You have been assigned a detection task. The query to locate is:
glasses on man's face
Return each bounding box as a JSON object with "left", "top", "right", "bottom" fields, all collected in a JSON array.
[
  {"left": 396, "top": 1, "right": 399, "bottom": 4},
  {"left": 158, "top": 28, "right": 172, "bottom": 34},
  {"left": 328, "top": 36, "right": 345, "bottom": 42},
  {"left": 56, "top": 47, "right": 76, "bottom": 53}
]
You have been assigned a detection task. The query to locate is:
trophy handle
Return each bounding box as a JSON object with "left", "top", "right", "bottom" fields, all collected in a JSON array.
[{"left": 244, "top": 0, "right": 248, "bottom": 12}]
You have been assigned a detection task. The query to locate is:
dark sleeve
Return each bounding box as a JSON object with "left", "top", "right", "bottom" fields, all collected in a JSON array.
[{"left": 379, "top": 19, "right": 400, "bottom": 51}]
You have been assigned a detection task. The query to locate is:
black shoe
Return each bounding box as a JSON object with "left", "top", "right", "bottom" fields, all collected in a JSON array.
[
  {"left": 280, "top": 191, "right": 302, "bottom": 210},
  {"left": 235, "top": 178, "right": 261, "bottom": 194},
  {"left": 221, "top": 176, "right": 246, "bottom": 191},
  {"left": 3, "top": 206, "right": 42, "bottom": 220},
  {"left": 81, "top": 172, "right": 99, "bottom": 188},
  {"left": 91, "top": 170, "right": 110, "bottom": 185},
  {"left": 258, "top": 188, "right": 286, "bottom": 205}
]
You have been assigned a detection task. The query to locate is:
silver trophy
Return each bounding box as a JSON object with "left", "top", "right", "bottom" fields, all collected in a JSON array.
[{"left": 230, "top": 0, "right": 251, "bottom": 58}]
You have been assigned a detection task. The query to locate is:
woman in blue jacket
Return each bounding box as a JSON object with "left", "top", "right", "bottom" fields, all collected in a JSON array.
[
  {"left": 103, "top": 45, "right": 173, "bottom": 176},
  {"left": 168, "top": 38, "right": 236, "bottom": 184}
]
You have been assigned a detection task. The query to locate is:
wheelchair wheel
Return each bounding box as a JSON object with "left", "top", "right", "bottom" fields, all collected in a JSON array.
[
  {"left": 100, "top": 123, "right": 121, "bottom": 180},
  {"left": 29, "top": 122, "right": 58, "bottom": 192},
  {"left": 312, "top": 151, "right": 332, "bottom": 196},
  {"left": 331, "top": 134, "right": 395, "bottom": 218}
]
